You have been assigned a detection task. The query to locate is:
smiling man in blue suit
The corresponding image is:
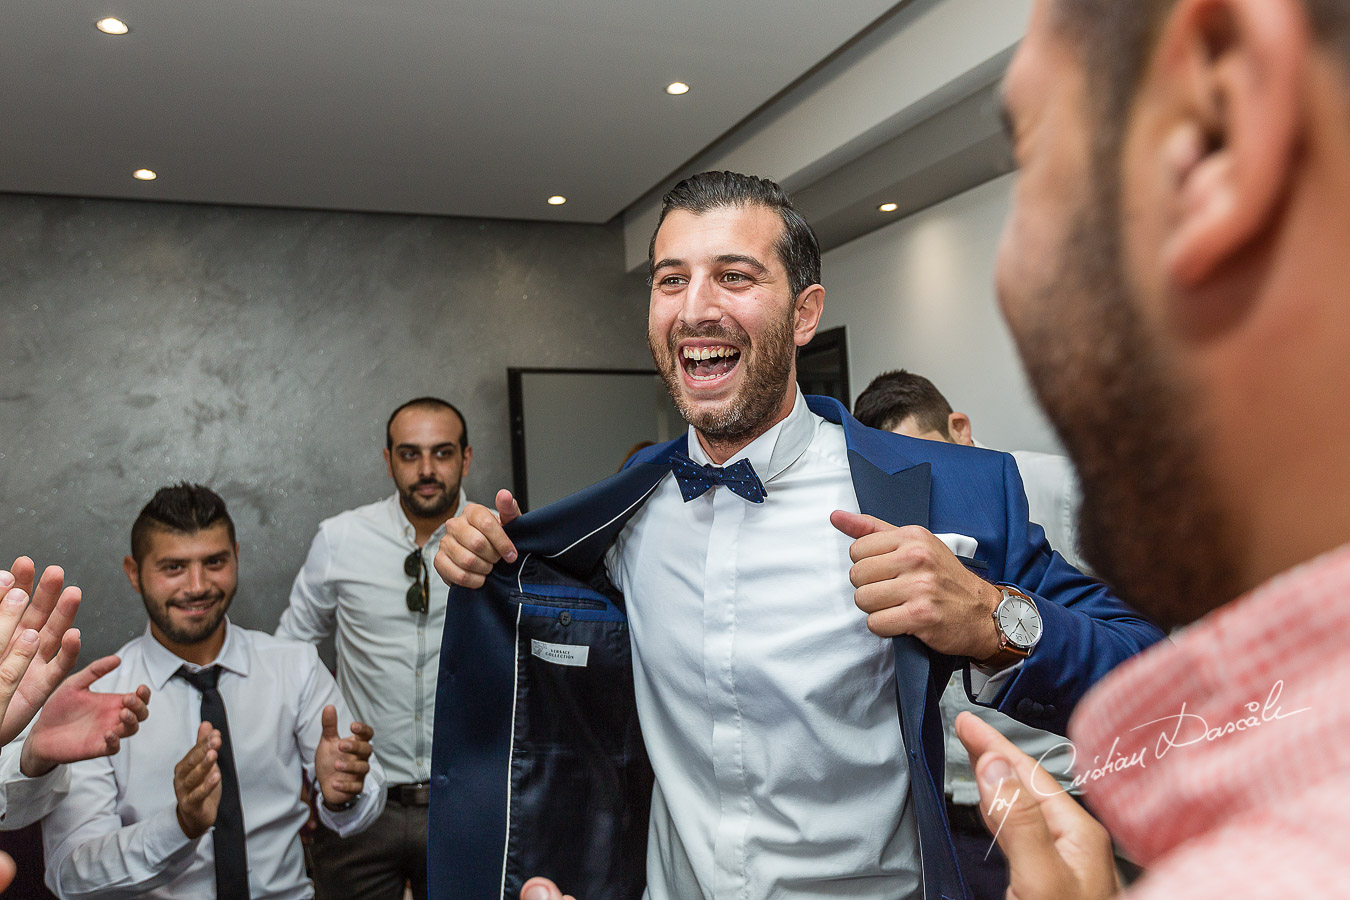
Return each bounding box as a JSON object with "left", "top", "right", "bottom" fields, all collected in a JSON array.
[{"left": 431, "top": 171, "right": 1163, "bottom": 900}]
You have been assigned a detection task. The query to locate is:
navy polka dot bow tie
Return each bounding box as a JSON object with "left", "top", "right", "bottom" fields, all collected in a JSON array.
[{"left": 669, "top": 451, "right": 767, "bottom": 504}]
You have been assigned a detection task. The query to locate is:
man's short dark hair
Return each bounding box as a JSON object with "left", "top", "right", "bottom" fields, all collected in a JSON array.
[
  {"left": 130, "top": 483, "right": 236, "bottom": 563},
  {"left": 1053, "top": 0, "right": 1350, "bottom": 145},
  {"left": 648, "top": 171, "right": 822, "bottom": 303},
  {"left": 852, "top": 369, "right": 955, "bottom": 436},
  {"left": 385, "top": 397, "right": 468, "bottom": 451}
]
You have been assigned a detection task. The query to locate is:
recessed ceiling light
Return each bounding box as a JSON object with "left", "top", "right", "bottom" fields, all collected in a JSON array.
[
  {"left": 878, "top": 202, "right": 899, "bottom": 213},
  {"left": 96, "top": 17, "right": 130, "bottom": 35},
  {"left": 133, "top": 169, "right": 157, "bottom": 181},
  {"left": 666, "top": 82, "right": 690, "bottom": 96},
  {"left": 547, "top": 195, "right": 567, "bottom": 206}
]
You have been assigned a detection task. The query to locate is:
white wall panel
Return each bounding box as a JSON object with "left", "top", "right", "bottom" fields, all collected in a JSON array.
[{"left": 820, "top": 173, "right": 1063, "bottom": 454}]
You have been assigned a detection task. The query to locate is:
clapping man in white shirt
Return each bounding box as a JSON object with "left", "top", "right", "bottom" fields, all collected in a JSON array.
[
  {"left": 42, "top": 483, "right": 386, "bottom": 900},
  {"left": 276, "top": 397, "right": 472, "bottom": 900}
]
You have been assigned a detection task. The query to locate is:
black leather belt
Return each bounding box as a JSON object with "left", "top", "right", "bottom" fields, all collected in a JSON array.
[
  {"left": 387, "top": 782, "right": 431, "bottom": 806},
  {"left": 944, "top": 796, "right": 989, "bottom": 835}
]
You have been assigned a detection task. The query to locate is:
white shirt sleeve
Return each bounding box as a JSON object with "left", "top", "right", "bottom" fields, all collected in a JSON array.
[
  {"left": 0, "top": 722, "right": 70, "bottom": 831},
  {"left": 292, "top": 646, "right": 387, "bottom": 836},
  {"left": 275, "top": 526, "right": 340, "bottom": 644},
  {"left": 41, "top": 755, "right": 200, "bottom": 900},
  {"left": 967, "top": 659, "right": 1024, "bottom": 702}
]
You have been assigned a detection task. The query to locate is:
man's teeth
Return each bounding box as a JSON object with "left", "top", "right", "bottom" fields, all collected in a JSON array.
[
  {"left": 682, "top": 345, "right": 741, "bottom": 381},
  {"left": 681, "top": 346, "right": 740, "bottom": 360}
]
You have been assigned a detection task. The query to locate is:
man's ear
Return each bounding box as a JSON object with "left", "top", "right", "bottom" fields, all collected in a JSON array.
[
  {"left": 461, "top": 446, "right": 473, "bottom": 478},
  {"left": 792, "top": 284, "right": 825, "bottom": 347},
  {"left": 1153, "top": 0, "right": 1309, "bottom": 288},
  {"left": 383, "top": 447, "right": 394, "bottom": 479},
  {"left": 122, "top": 555, "right": 139, "bottom": 591},
  {"left": 947, "top": 412, "right": 975, "bottom": 446}
]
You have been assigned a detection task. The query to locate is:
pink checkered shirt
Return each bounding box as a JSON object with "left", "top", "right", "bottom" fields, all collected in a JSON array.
[{"left": 1068, "top": 543, "right": 1350, "bottom": 897}]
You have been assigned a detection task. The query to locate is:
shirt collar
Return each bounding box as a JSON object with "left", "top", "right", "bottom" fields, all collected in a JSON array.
[
  {"left": 685, "top": 387, "right": 818, "bottom": 484},
  {"left": 140, "top": 617, "right": 249, "bottom": 691},
  {"left": 387, "top": 489, "right": 467, "bottom": 546}
]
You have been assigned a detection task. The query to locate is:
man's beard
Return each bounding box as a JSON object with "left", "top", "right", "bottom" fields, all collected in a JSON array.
[
  {"left": 1007, "top": 173, "right": 1242, "bottom": 629},
  {"left": 400, "top": 477, "right": 458, "bottom": 519},
  {"left": 143, "top": 585, "right": 234, "bottom": 646},
  {"left": 649, "top": 309, "right": 796, "bottom": 447}
]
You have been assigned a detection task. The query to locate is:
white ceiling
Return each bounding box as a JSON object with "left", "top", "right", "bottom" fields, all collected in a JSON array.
[{"left": 1, "top": 1, "right": 900, "bottom": 224}]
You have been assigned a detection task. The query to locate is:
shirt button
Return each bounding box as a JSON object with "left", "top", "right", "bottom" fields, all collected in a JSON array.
[{"left": 415, "top": 712, "right": 422, "bottom": 721}]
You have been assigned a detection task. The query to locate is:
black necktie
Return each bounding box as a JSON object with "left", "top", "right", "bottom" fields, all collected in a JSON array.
[
  {"left": 176, "top": 665, "right": 250, "bottom": 899},
  {"left": 669, "top": 451, "right": 767, "bottom": 503}
]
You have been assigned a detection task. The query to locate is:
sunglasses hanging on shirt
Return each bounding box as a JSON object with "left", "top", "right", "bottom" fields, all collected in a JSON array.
[{"left": 404, "top": 548, "right": 430, "bottom": 614}]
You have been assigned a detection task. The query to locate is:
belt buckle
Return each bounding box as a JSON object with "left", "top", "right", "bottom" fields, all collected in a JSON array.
[{"left": 393, "top": 782, "right": 431, "bottom": 806}]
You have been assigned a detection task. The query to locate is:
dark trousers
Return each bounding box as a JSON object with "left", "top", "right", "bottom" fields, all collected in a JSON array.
[
  {"left": 310, "top": 796, "right": 428, "bottom": 900},
  {"left": 947, "top": 796, "right": 1143, "bottom": 897},
  {"left": 947, "top": 799, "right": 1010, "bottom": 900}
]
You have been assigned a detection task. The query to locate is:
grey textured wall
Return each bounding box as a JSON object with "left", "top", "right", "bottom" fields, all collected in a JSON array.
[{"left": 0, "top": 193, "right": 651, "bottom": 662}]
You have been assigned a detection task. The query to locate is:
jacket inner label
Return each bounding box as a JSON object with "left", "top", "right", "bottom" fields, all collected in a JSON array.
[{"left": 530, "top": 639, "right": 590, "bottom": 667}]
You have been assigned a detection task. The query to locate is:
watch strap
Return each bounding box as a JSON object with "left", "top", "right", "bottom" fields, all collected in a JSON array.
[{"left": 978, "top": 586, "right": 1037, "bottom": 666}]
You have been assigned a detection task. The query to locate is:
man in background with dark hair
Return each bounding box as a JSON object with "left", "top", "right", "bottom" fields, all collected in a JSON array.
[
  {"left": 852, "top": 368, "right": 955, "bottom": 439},
  {"left": 277, "top": 398, "right": 472, "bottom": 900},
  {"left": 43, "top": 483, "right": 384, "bottom": 899},
  {"left": 854, "top": 368, "right": 1089, "bottom": 899},
  {"left": 954, "top": 0, "right": 1350, "bottom": 897},
  {"left": 854, "top": 369, "right": 1085, "bottom": 573}
]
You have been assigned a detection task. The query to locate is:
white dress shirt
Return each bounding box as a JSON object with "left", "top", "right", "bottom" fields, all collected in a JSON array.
[
  {"left": 606, "top": 390, "right": 922, "bottom": 900},
  {"left": 0, "top": 719, "right": 70, "bottom": 830},
  {"left": 942, "top": 449, "right": 1086, "bottom": 804},
  {"left": 1008, "top": 450, "right": 1085, "bottom": 573},
  {"left": 42, "top": 621, "right": 386, "bottom": 900},
  {"left": 276, "top": 491, "right": 464, "bottom": 786}
]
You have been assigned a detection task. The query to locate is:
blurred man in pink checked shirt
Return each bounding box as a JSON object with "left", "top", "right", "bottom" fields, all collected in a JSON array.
[{"left": 953, "top": 0, "right": 1350, "bottom": 898}]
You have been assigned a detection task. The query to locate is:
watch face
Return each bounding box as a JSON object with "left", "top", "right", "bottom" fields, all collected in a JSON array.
[{"left": 997, "top": 595, "right": 1042, "bottom": 650}]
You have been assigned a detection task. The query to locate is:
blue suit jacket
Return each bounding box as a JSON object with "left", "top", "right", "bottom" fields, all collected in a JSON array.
[{"left": 430, "top": 396, "right": 1164, "bottom": 900}]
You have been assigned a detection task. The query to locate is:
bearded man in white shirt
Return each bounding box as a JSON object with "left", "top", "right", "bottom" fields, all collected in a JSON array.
[
  {"left": 435, "top": 172, "right": 1163, "bottom": 900},
  {"left": 42, "top": 483, "right": 385, "bottom": 900},
  {"left": 275, "top": 397, "right": 472, "bottom": 900}
]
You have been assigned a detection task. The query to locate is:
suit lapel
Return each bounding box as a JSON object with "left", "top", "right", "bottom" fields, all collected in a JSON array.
[
  {"left": 847, "top": 451, "right": 932, "bottom": 529},
  {"left": 812, "top": 395, "right": 937, "bottom": 728},
  {"left": 845, "top": 450, "right": 936, "bottom": 699}
]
